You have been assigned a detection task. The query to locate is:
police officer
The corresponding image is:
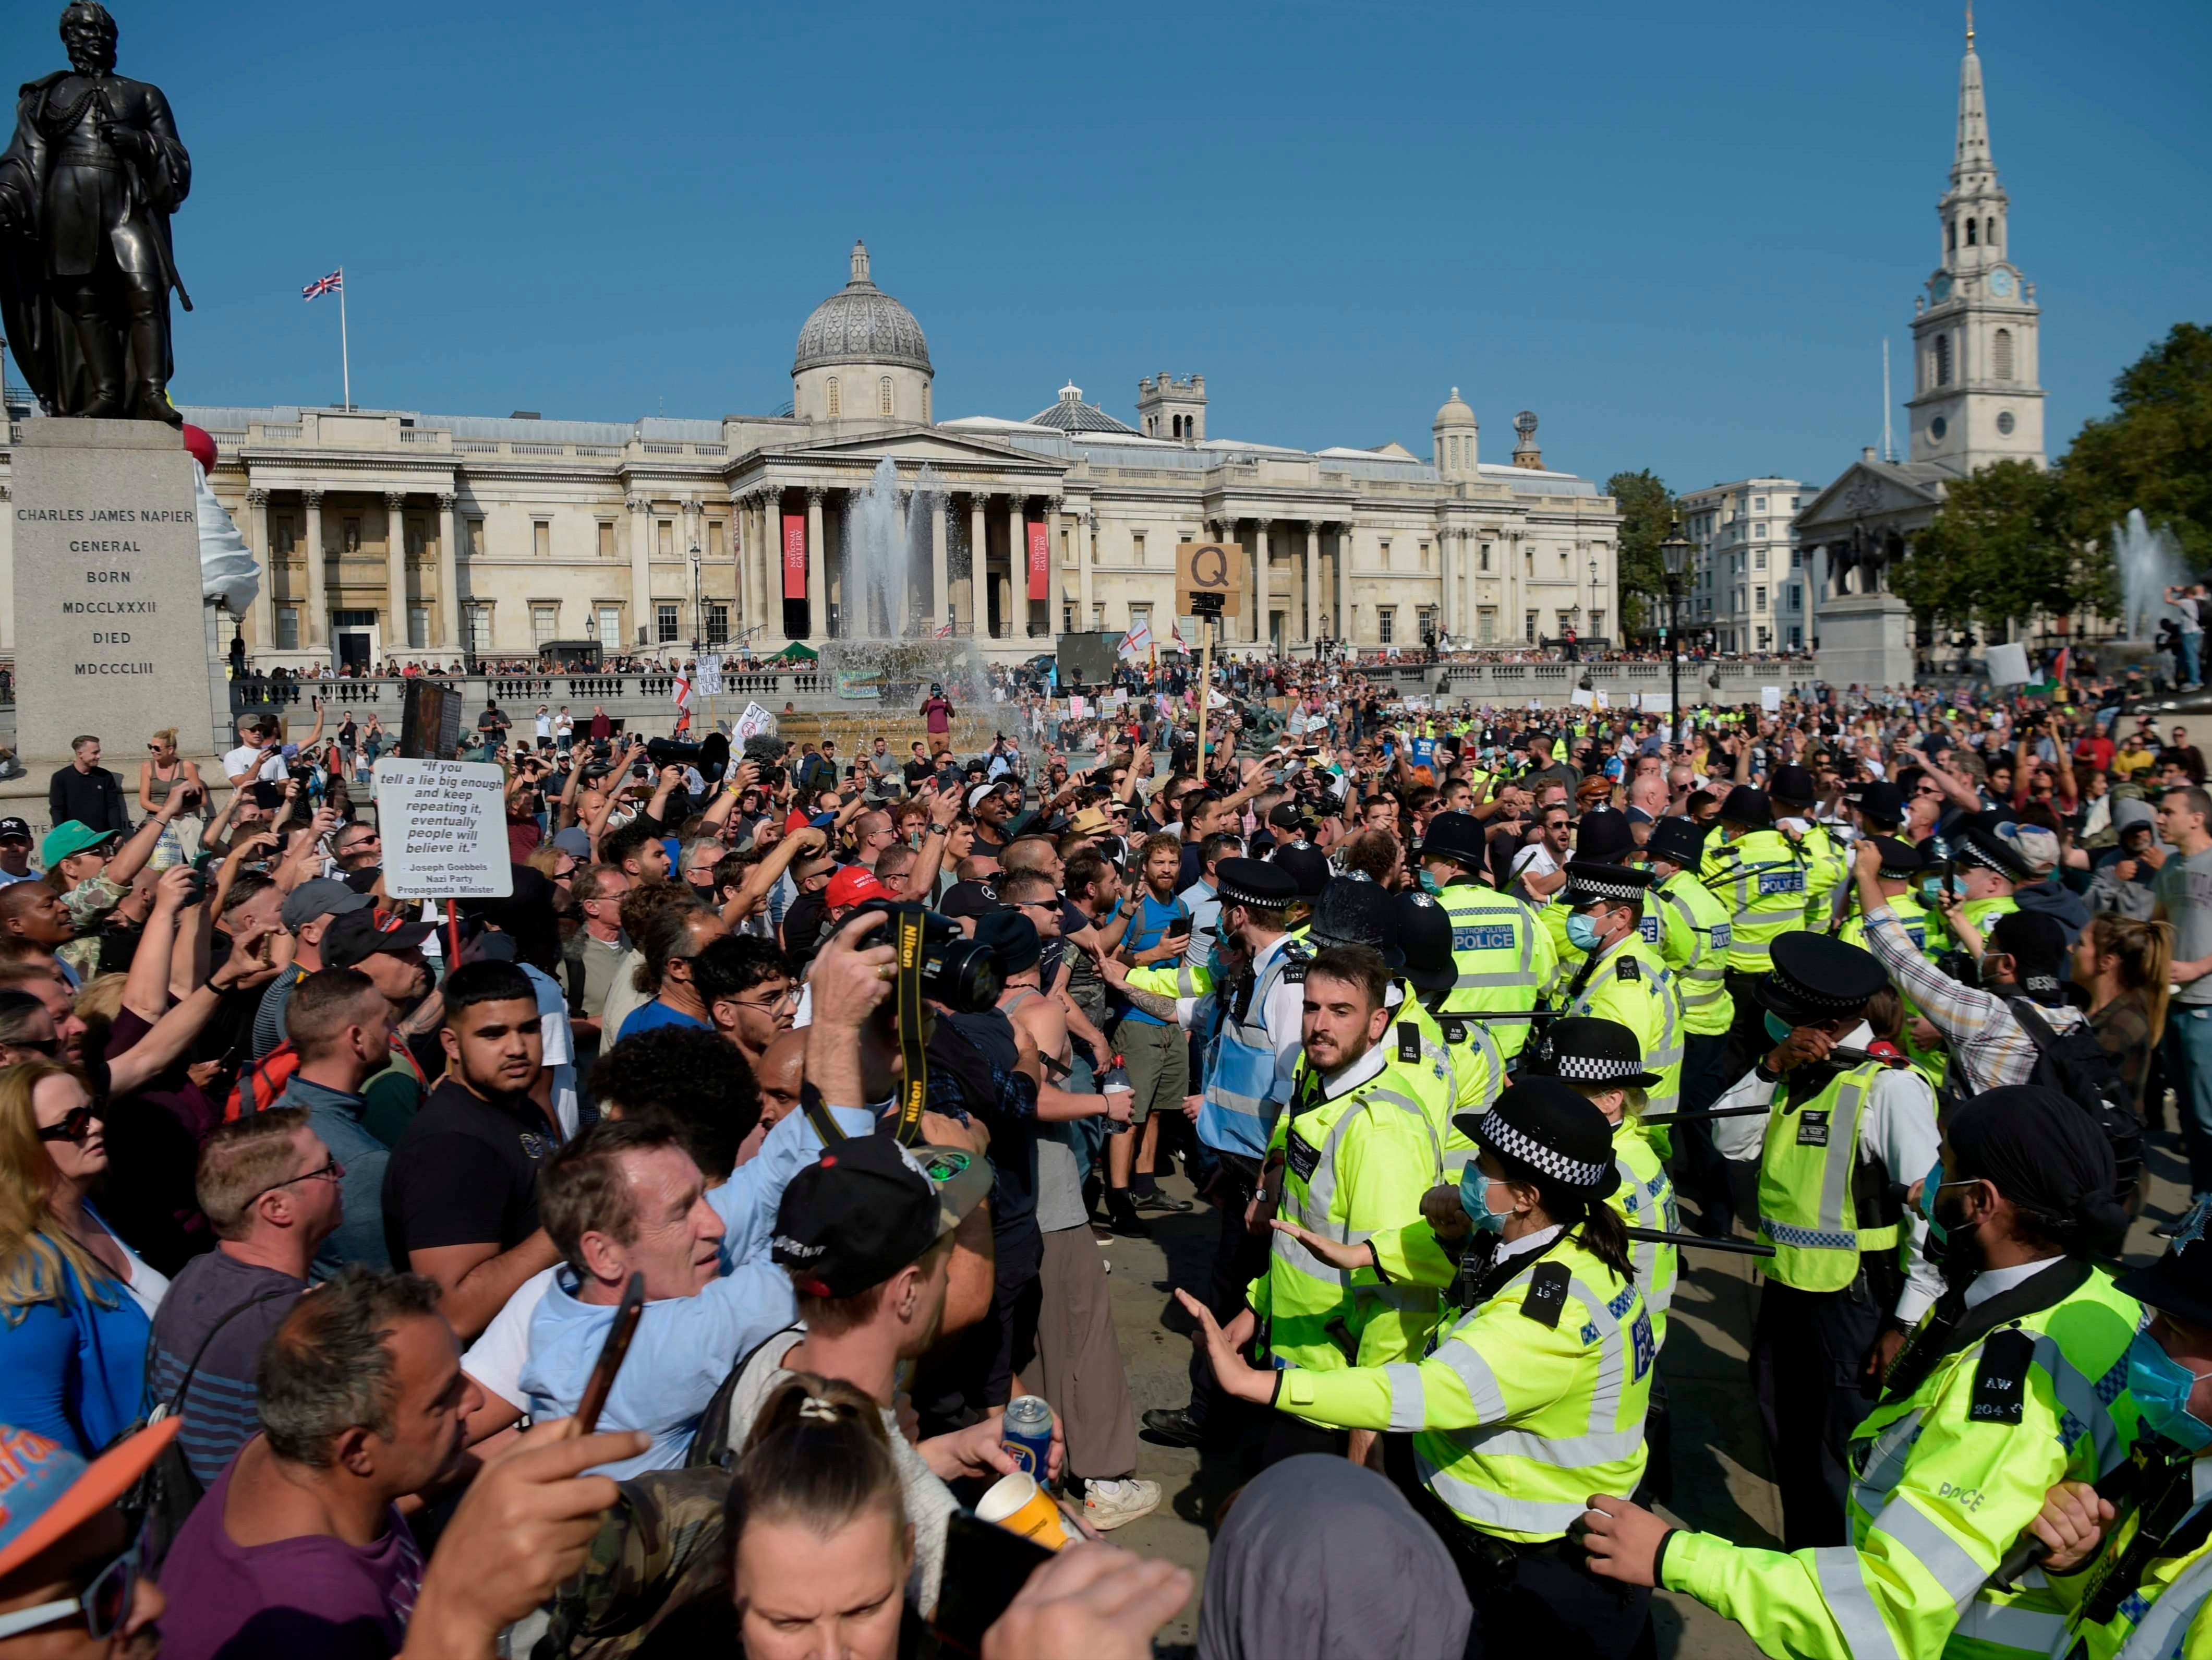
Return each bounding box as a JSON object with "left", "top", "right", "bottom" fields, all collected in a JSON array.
[
  {"left": 1581, "top": 1085, "right": 2142, "bottom": 1660},
  {"left": 1639, "top": 814, "right": 1738, "bottom": 1235},
  {"left": 1189, "top": 1078, "right": 1657, "bottom": 1657},
  {"left": 1412, "top": 810, "right": 1557, "bottom": 1065},
  {"left": 1391, "top": 887, "right": 1507, "bottom": 1177},
  {"left": 1134, "top": 857, "right": 1310, "bottom": 1450},
  {"left": 1551, "top": 860, "right": 1686, "bottom": 1125},
  {"left": 1244, "top": 943, "right": 1448, "bottom": 1462},
  {"left": 2032, "top": 1200, "right": 2212, "bottom": 1659},
  {"left": 1544, "top": 808, "right": 1641, "bottom": 981},
  {"left": 1701, "top": 784, "right": 1810, "bottom": 1077},
  {"left": 1926, "top": 823, "right": 2029, "bottom": 959},
  {"left": 1707, "top": 932, "right": 1943, "bottom": 1550},
  {"left": 1771, "top": 763, "right": 1849, "bottom": 930},
  {"left": 1831, "top": 836, "right": 1935, "bottom": 954}
]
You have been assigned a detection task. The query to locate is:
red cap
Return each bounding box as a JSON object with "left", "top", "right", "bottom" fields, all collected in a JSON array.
[{"left": 825, "top": 865, "right": 889, "bottom": 909}]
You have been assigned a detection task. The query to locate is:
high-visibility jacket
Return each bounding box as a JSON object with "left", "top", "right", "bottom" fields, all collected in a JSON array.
[
  {"left": 1651, "top": 868, "right": 1735, "bottom": 1038},
  {"left": 1795, "top": 821, "right": 1852, "bottom": 931},
  {"left": 1436, "top": 879, "right": 1557, "bottom": 1064},
  {"left": 1927, "top": 893, "right": 2022, "bottom": 960},
  {"left": 1836, "top": 890, "right": 1933, "bottom": 957},
  {"left": 1755, "top": 1058, "right": 1902, "bottom": 1293},
  {"left": 1702, "top": 828, "right": 1809, "bottom": 973},
  {"left": 2049, "top": 1453, "right": 2212, "bottom": 1660},
  {"left": 1387, "top": 988, "right": 1504, "bottom": 1181},
  {"left": 1282, "top": 1225, "right": 1653, "bottom": 1545},
  {"left": 1195, "top": 933, "right": 1311, "bottom": 1160},
  {"left": 1250, "top": 1057, "right": 1446, "bottom": 1379},
  {"left": 1610, "top": 1115, "right": 1676, "bottom": 1351},
  {"left": 1659, "top": 1258, "right": 2146, "bottom": 1660},
  {"left": 1558, "top": 934, "right": 1686, "bottom": 1122}
]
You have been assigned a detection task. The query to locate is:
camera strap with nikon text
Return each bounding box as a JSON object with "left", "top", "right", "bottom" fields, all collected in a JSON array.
[{"left": 798, "top": 905, "right": 933, "bottom": 1149}]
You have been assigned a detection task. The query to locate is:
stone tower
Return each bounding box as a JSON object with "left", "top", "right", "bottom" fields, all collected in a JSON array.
[
  {"left": 1905, "top": 5, "right": 2046, "bottom": 476},
  {"left": 1135, "top": 374, "right": 1206, "bottom": 442},
  {"left": 1432, "top": 388, "right": 1478, "bottom": 481}
]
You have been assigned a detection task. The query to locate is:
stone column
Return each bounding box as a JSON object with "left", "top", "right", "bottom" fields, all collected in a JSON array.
[
  {"left": 806, "top": 489, "right": 827, "bottom": 642},
  {"left": 1303, "top": 522, "right": 1320, "bottom": 645},
  {"left": 385, "top": 493, "right": 410, "bottom": 657},
  {"left": 930, "top": 492, "right": 950, "bottom": 636},
  {"left": 966, "top": 492, "right": 987, "bottom": 636},
  {"left": 1006, "top": 495, "right": 1026, "bottom": 639},
  {"left": 1075, "top": 506, "right": 1093, "bottom": 630},
  {"left": 245, "top": 489, "right": 273, "bottom": 649},
  {"left": 1251, "top": 519, "right": 1271, "bottom": 649},
  {"left": 437, "top": 493, "right": 461, "bottom": 651},
  {"left": 627, "top": 495, "right": 652, "bottom": 650},
  {"left": 303, "top": 490, "right": 327, "bottom": 647}
]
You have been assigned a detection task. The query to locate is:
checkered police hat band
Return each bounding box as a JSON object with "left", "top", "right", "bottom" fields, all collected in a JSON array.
[
  {"left": 1556, "top": 1052, "right": 1642, "bottom": 1084},
  {"left": 1483, "top": 1115, "right": 1608, "bottom": 1188},
  {"left": 1956, "top": 842, "right": 2010, "bottom": 877},
  {"left": 1566, "top": 877, "right": 1642, "bottom": 903}
]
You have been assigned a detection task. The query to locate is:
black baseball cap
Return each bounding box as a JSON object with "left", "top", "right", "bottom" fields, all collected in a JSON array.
[
  {"left": 772, "top": 1135, "right": 993, "bottom": 1298},
  {"left": 0, "top": 817, "right": 29, "bottom": 845},
  {"left": 322, "top": 905, "right": 438, "bottom": 968}
]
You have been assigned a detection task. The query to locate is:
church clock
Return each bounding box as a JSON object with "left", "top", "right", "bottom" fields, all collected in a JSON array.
[
  {"left": 1930, "top": 274, "right": 1953, "bottom": 303},
  {"left": 1989, "top": 268, "right": 2014, "bottom": 298}
]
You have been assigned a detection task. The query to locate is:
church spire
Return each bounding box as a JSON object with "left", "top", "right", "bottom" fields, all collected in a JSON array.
[{"left": 1952, "top": 2, "right": 1993, "bottom": 189}]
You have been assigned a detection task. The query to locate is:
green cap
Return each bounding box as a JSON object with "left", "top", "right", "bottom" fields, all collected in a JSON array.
[{"left": 40, "top": 821, "right": 117, "bottom": 868}]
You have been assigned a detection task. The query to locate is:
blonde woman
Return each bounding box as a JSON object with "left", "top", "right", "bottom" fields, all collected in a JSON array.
[
  {"left": 138, "top": 727, "right": 207, "bottom": 869},
  {"left": 0, "top": 1060, "right": 170, "bottom": 1454},
  {"left": 2072, "top": 913, "right": 2174, "bottom": 1115}
]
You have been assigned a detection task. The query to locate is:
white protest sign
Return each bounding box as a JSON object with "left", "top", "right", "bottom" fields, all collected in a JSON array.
[
  {"left": 695, "top": 654, "right": 723, "bottom": 696},
  {"left": 1068, "top": 694, "right": 1088, "bottom": 719},
  {"left": 734, "top": 702, "right": 776, "bottom": 743},
  {"left": 1641, "top": 692, "right": 1671, "bottom": 713},
  {"left": 374, "top": 759, "right": 515, "bottom": 900},
  {"left": 1760, "top": 685, "right": 1783, "bottom": 713},
  {"left": 1985, "top": 642, "right": 2032, "bottom": 687},
  {"left": 1569, "top": 688, "right": 1595, "bottom": 709}
]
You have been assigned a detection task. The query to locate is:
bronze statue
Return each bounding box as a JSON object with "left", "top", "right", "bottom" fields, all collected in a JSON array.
[{"left": 0, "top": 2, "right": 191, "bottom": 424}]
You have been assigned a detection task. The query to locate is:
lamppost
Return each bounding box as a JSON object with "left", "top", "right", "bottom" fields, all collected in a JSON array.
[
  {"left": 688, "top": 539, "right": 703, "bottom": 658},
  {"left": 1660, "top": 515, "right": 1693, "bottom": 742},
  {"left": 1589, "top": 553, "right": 1601, "bottom": 645}
]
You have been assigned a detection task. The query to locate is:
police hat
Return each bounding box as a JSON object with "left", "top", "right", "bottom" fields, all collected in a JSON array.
[
  {"left": 1718, "top": 786, "right": 1773, "bottom": 828},
  {"left": 1215, "top": 857, "right": 1299, "bottom": 911},
  {"left": 1523, "top": 1016, "right": 1661, "bottom": 1090},
  {"left": 1869, "top": 836, "right": 1927, "bottom": 879},
  {"left": 1754, "top": 932, "right": 1889, "bottom": 1026},
  {"left": 1416, "top": 811, "right": 1489, "bottom": 869},
  {"left": 1641, "top": 815, "right": 1709, "bottom": 869},
  {"left": 1769, "top": 764, "right": 1817, "bottom": 805},
  {"left": 2116, "top": 1199, "right": 2212, "bottom": 1330},
  {"left": 1562, "top": 860, "right": 1655, "bottom": 909},
  {"left": 1576, "top": 808, "right": 1637, "bottom": 862},
  {"left": 1957, "top": 825, "right": 2034, "bottom": 884},
  {"left": 1309, "top": 877, "right": 1393, "bottom": 954},
  {"left": 1272, "top": 843, "right": 1332, "bottom": 901},
  {"left": 1453, "top": 1078, "right": 1619, "bottom": 1201},
  {"left": 1391, "top": 891, "right": 1458, "bottom": 993},
  {"left": 1845, "top": 780, "right": 1906, "bottom": 829}
]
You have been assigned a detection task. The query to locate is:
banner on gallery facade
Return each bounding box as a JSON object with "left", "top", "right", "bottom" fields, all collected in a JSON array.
[
  {"left": 783, "top": 512, "right": 808, "bottom": 601},
  {"left": 1026, "top": 518, "right": 1049, "bottom": 602}
]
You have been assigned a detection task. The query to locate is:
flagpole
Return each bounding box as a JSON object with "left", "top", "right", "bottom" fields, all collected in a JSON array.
[{"left": 338, "top": 268, "right": 351, "bottom": 411}]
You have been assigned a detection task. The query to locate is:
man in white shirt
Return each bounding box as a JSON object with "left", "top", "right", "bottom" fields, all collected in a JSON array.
[
  {"left": 535, "top": 705, "right": 554, "bottom": 745},
  {"left": 554, "top": 706, "right": 575, "bottom": 751},
  {"left": 222, "top": 718, "right": 283, "bottom": 788}
]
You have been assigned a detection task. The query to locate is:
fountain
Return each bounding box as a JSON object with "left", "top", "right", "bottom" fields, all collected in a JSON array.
[{"left": 2114, "top": 508, "right": 2191, "bottom": 642}]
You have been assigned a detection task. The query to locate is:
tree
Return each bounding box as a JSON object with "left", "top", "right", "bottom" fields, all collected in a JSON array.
[
  {"left": 1892, "top": 460, "right": 2105, "bottom": 638},
  {"left": 2058, "top": 322, "right": 2212, "bottom": 569},
  {"left": 1606, "top": 469, "right": 1676, "bottom": 636}
]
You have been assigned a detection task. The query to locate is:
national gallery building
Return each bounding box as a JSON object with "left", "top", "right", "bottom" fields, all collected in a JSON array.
[{"left": 2, "top": 240, "right": 1621, "bottom": 668}]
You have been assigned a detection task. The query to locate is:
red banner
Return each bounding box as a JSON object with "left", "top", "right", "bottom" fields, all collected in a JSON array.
[
  {"left": 782, "top": 511, "right": 807, "bottom": 602},
  {"left": 1026, "top": 518, "right": 1049, "bottom": 602}
]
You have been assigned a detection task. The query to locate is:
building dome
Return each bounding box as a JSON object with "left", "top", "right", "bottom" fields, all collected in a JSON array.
[
  {"left": 793, "top": 241, "right": 932, "bottom": 376},
  {"left": 1433, "top": 386, "right": 1476, "bottom": 427},
  {"left": 1029, "top": 381, "right": 1139, "bottom": 436}
]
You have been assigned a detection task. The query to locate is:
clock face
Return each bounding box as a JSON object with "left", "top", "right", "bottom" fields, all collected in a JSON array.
[
  {"left": 1990, "top": 269, "right": 2015, "bottom": 298},
  {"left": 1931, "top": 274, "right": 1954, "bottom": 303}
]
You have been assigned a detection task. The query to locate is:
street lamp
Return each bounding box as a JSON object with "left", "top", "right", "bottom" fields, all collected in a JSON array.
[
  {"left": 688, "top": 539, "right": 703, "bottom": 658},
  {"left": 1659, "top": 515, "right": 1693, "bottom": 743}
]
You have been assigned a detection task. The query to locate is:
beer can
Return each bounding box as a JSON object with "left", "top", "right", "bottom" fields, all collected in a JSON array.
[{"left": 1001, "top": 1395, "right": 1054, "bottom": 1487}]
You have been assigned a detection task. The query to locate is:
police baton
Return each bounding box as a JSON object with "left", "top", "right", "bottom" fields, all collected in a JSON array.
[
  {"left": 1623, "top": 1225, "right": 1773, "bottom": 1258},
  {"left": 1638, "top": 1104, "right": 1771, "bottom": 1126}
]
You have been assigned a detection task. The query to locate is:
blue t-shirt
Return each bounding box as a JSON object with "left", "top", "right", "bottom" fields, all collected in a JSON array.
[
  {"left": 1114, "top": 894, "right": 1182, "bottom": 1026},
  {"left": 617, "top": 1000, "right": 712, "bottom": 1044}
]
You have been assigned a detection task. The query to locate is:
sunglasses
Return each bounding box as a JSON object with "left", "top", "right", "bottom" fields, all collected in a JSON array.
[
  {"left": 249, "top": 1157, "right": 344, "bottom": 1202},
  {"left": 0, "top": 1518, "right": 148, "bottom": 1642},
  {"left": 35, "top": 1102, "right": 101, "bottom": 1142},
  {"left": 7, "top": 1036, "right": 60, "bottom": 1059}
]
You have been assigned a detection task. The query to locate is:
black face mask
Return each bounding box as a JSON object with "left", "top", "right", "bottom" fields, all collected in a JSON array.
[
  {"left": 1922, "top": 1182, "right": 1986, "bottom": 1288},
  {"left": 687, "top": 879, "right": 718, "bottom": 906}
]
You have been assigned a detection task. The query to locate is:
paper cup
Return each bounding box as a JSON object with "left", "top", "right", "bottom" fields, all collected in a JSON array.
[{"left": 975, "top": 1472, "right": 1069, "bottom": 1549}]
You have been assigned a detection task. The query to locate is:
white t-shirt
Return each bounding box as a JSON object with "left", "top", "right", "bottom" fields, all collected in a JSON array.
[
  {"left": 555, "top": 712, "right": 575, "bottom": 738},
  {"left": 521, "top": 963, "right": 581, "bottom": 1138},
  {"left": 222, "top": 744, "right": 282, "bottom": 785},
  {"left": 462, "top": 1266, "right": 559, "bottom": 1412},
  {"left": 536, "top": 712, "right": 554, "bottom": 739}
]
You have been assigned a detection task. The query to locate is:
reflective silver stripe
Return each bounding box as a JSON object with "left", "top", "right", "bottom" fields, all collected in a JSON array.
[
  {"left": 1422, "top": 1466, "right": 1593, "bottom": 1535},
  {"left": 1869, "top": 1496, "right": 1988, "bottom": 1614},
  {"left": 1570, "top": 1274, "right": 1633, "bottom": 1430},
  {"left": 1433, "top": 1336, "right": 1509, "bottom": 1421},
  {"left": 2026, "top": 1332, "right": 2128, "bottom": 1475},
  {"left": 1464, "top": 1423, "right": 1646, "bottom": 1464},
  {"left": 2116, "top": 1547, "right": 2212, "bottom": 1659},
  {"left": 1817, "top": 1077, "right": 1871, "bottom": 1237},
  {"left": 1849, "top": 1407, "right": 1925, "bottom": 1518},
  {"left": 1455, "top": 969, "right": 1537, "bottom": 989},
  {"left": 1812, "top": 1545, "right": 1906, "bottom": 1660},
  {"left": 1950, "top": 1598, "right": 2067, "bottom": 1654},
  {"left": 1385, "top": 1363, "right": 1427, "bottom": 1433}
]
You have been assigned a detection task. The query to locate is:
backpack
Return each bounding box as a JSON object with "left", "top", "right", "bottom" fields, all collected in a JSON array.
[
  {"left": 224, "top": 1041, "right": 300, "bottom": 1121},
  {"left": 2003, "top": 998, "right": 2145, "bottom": 1203}
]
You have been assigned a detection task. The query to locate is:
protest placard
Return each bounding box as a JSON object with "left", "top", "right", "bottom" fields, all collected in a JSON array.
[
  {"left": 374, "top": 759, "right": 514, "bottom": 900},
  {"left": 735, "top": 702, "right": 776, "bottom": 743}
]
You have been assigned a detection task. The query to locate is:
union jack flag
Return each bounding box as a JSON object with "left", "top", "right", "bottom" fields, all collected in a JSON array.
[
  {"left": 934, "top": 617, "right": 954, "bottom": 638},
  {"left": 301, "top": 269, "right": 343, "bottom": 301}
]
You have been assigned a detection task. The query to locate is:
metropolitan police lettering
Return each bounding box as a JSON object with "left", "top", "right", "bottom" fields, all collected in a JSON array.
[
  {"left": 1454, "top": 922, "right": 1517, "bottom": 952},
  {"left": 1758, "top": 868, "right": 1807, "bottom": 895}
]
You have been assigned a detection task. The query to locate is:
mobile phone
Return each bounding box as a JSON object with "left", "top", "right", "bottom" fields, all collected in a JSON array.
[
  {"left": 930, "top": 1510, "right": 1058, "bottom": 1657},
  {"left": 572, "top": 1271, "right": 645, "bottom": 1437},
  {"left": 1164, "top": 915, "right": 1192, "bottom": 940}
]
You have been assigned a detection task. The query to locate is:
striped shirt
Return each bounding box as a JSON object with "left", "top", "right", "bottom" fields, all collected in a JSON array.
[
  {"left": 1858, "top": 906, "right": 2090, "bottom": 1094},
  {"left": 145, "top": 1249, "right": 306, "bottom": 1489}
]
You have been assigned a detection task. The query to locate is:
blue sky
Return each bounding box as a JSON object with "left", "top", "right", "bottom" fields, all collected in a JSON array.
[{"left": 6, "top": 0, "right": 2206, "bottom": 498}]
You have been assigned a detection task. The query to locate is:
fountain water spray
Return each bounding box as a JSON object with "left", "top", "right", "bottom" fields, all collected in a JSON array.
[{"left": 2114, "top": 508, "right": 2190, "bottom": 641}]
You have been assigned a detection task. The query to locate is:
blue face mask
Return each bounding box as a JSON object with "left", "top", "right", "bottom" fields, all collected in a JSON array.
[
  {"left": 1460, "top": 1165, "right": 1514, "bottom": 1235},
  {"left": 1763, "top": 1011, "right": 1794, "bottom": 1045},
  {"left": 1566, "top": 911, "right": 1604, "bottom": 953},
  {"left": 1419, "top": 869, "right": 1444, "bottom": 896},
  {"left": 2126, "top": 1331, "right": 2212, "bottom": 1452}
]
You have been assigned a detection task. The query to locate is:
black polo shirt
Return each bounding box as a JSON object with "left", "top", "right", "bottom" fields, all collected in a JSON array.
[{"left": 380, "top": 1078, "right": 558, "bottom": 1267}]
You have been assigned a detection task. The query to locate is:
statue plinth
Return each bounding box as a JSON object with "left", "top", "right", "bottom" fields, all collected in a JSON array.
[
  {"left": 1816, "top": 590, "right": 1916, "bottom": 691},
  {"left": 11, "top": 417, "right": 220, "bottom": 773}
]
